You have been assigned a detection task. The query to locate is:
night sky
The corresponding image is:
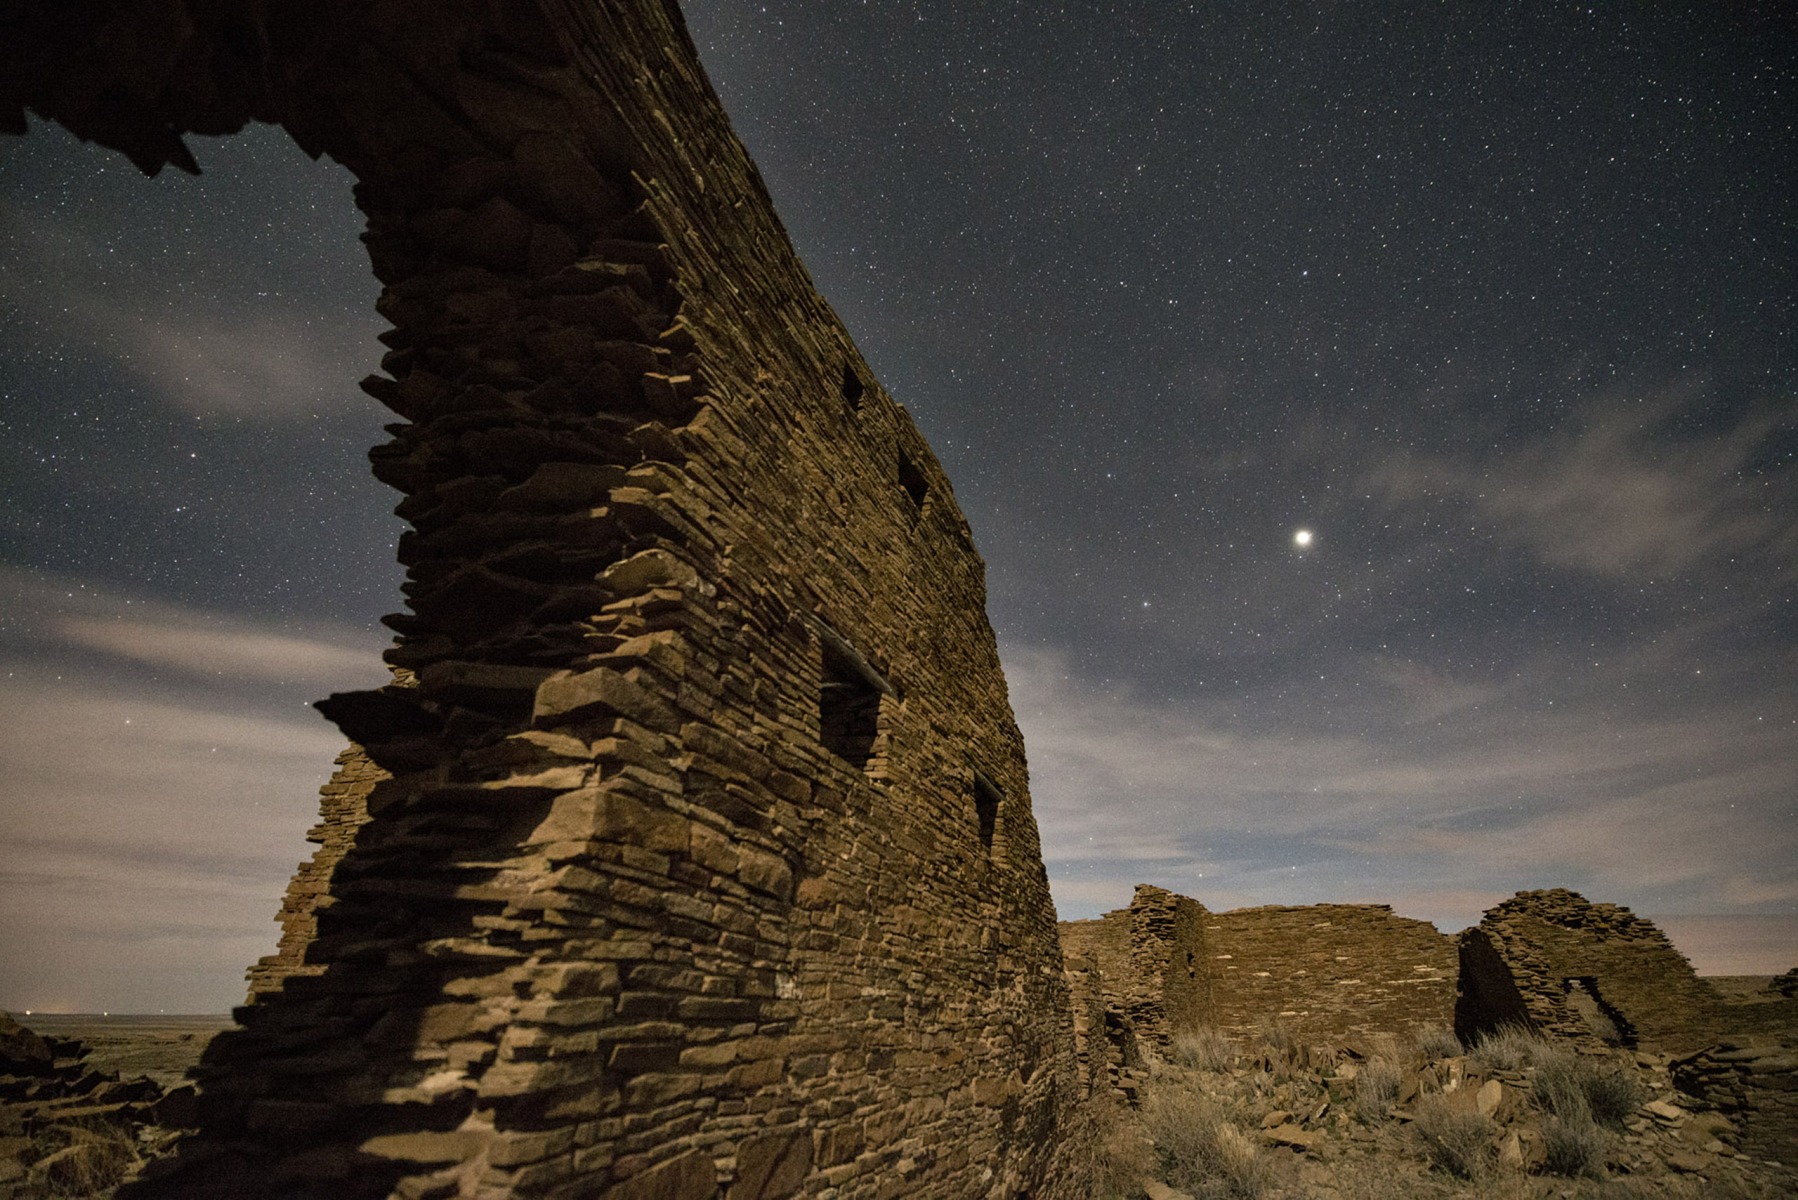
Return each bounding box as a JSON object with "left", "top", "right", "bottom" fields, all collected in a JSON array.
[{"left": 2, "top": 4, "right": 1794, "bottom": 1013}]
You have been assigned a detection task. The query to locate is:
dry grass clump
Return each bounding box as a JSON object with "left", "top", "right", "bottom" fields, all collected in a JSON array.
[
  {"left": 24, "top": 1118, "right": 140, "bottom": 1198},
  {"left": 1353, "top": 1056, "right": 1401, "bottom": 1121},
  {"left": 1579, "top": 1063, "right": 1645, "bottom": 1129},
  {"left": 1257, "top": 1018, "right": 1298, "bottom": 1059},
  {"left": 1139, "top": 1084, "right": 1279, "bottom": 1200},
  {"left": 1540, "top": 1110, "right": 1609, "bottom": 1178},
  {"left": 1169, "top": 1027, "right": 1237, "bottom": 1073},
  {"left": 1061, "top": 1096, "right": 1154, "bottom": 1200},
  {"left": 1470, "top": 1023, "right": 1547, "bottom": 1072},
  {"left": 1411, "top": 1024, "right": 1462, "bottom": 1061},
  {"left": 1532, "top": 1048, "right": 1642, "bottom": 1130},
  {"left": 1410, "top": 1093, "right": 1495, "bottom": 1180},
  {"left": 1531, "top": 1046, "right": 1587, "bottom": 1115},
  {"left": 1527, "top": 1043, "right": 1637, "bottom": 1178}
]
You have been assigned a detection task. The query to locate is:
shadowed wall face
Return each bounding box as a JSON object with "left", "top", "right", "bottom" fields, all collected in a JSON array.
[
  {"left": 1456, "top": 889, "right": 1720, "bottom": 1054},
  {"left": 4, "top": 1, "right": 1079, "bottom": 1196}
]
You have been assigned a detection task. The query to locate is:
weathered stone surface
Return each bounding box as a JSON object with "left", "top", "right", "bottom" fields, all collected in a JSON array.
[
  {"left": 1061, "top": 885, "right": 1457, "bottom": 1074},
  {"left": 6, "top": 2, "right": 1081, "bottom": 1195},
  {"left": 1673, "top": 1037, "right": 1798, "bottom": 1166},
  {"left": 0, "top": 1015, "right": 52, "bottom": 1076},
  {"left": 1454, "top": 889, "right": 1720, "bottom": 1054},
  {"left": 0, "top": 1015, "right": 194, "bottom": 1193}
]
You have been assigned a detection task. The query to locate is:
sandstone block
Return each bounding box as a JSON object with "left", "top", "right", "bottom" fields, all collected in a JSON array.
[
  {"left": 604, "top": 1148, "right": 717, "bottom": 1200},
  {"left": 360, "top": 1129, "right": 492, "bottom": 1165},
  {"left": 529, "top": 788, "right": 689, "bottom": 854},
  {"left": 728, "top": 1130, "right": 810, "bottom": 1200},
  {"left": 535, "top": 666, "right": 679, "bottom": 732}
]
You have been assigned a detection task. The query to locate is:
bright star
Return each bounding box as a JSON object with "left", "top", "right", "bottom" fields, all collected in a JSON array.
[{"left": 1293, "top": 529, "right": 1313, "bottom": 548}]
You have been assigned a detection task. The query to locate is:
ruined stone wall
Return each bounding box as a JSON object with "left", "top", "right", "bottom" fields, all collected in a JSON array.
[
  {"left": 1672, "top": 1038, "right": 1798, "bottom": 1167},
  {"left": 1203, "top": 904, "right": 1455, "bottom": 1046},
  {"left": 1059, "top": 953, "right": 1133, "bottom": 1101},
  {"left": 6, "top": 2, "right": 1079, "bottom": 1196},
  {"left": 1059, "top": 885, "right": 1212, "bottom": 1053},
  {"left": 1063, "top": 889, "right": 1454, "bottom": 1052},
  {"left": 243, "top": 744, "right": 383, "bottom": 1002},
  {"left": 1454, "top": 889, "right": 1719, "bottom": 1054},
  {"left": 1058, "top": 886, "right": 1206, "bottom": 1100}
]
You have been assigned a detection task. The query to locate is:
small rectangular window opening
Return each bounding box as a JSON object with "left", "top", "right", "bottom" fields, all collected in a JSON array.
[
  {"left": 841, "top": 362, "right": 866, "bottom": 411},
  {"left": 973, "top": 771, "right": 1002, "bottom": 851},
  {"left": 818, "top": 626, "right": 893, "bottom": 770},
  {"left": 897, "top": 450, "right": 928, "bottom": 511}
]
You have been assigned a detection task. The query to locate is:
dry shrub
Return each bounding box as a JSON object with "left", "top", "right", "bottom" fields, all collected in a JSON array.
[
  {"left": 1169, "top": 1027, "right": 1236, "bottom": 1073},
  {"left": 1579, "top": 1062, "right": 1644, "bottom": 1129},
  {"left": 1411, "top": 1024, "right": 1461, "bottom": 1061},
  {"left": 1540, "top": 1109, "right": 1609, "bottom": 1178},
  {"left": 1139, "top": 1084, "right": 1278, "bottom": 1200},
  {"left": 1061, "top": 1096, "right": 1153, "bottom": 1200},
  {"left": 1353, "top": 1056, "right": 1401, "bottom": 1121},
  {"left": 1532, "top": 1049, "right": 1641, "bottom": 1131},
  {"left": 31, "top": 1119, "right": 139, "bottom": 1198},
  {"left": 1257, "top": 1017, "right": 1298, "bottom": 1059},
  {"left": 1411, "top": 1092, "right": 1495, "bottom": 1179},
  {"left": 1531, "top": 1044, "right": 1588, "bottom": 1117},
  {"left": 1470, "top": 1023, "right": 1547, "bottom": 1072}
]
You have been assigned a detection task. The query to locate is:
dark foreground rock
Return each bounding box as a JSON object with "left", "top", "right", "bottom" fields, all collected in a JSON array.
[{"left": 0, "top": 1013, "right": 197, "bottom": 1199}]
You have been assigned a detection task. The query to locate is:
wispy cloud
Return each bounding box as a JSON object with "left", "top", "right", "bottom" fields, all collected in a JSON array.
[
  {"left": 0, "top": 568, "right": 387, "bottom": 1011},
  {"left": 1011, "top": 640, "right": 1798, "bottom": 943},
  {"left": 0, "top": 667, "right": 348, "bottom": 1012},
  {"left": 53, "top": 615, "right": 377, "bottom": 686},
  {"left": 1365, "top": 391, "right": 1798, "bottom": 583},
  {"left": 0, "top": 209, "right": 380, "bottom": 421},
  {"left": 1, "top": 565, "right": 387, "bottom": 690}
]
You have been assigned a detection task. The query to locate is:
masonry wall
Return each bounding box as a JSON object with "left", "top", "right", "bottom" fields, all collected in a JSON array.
[
  {"left": 6, "top": 2, "right": 1078, "bottom": 1197},
  {"left": 244, "top": 743, "right": 383, "bottom": 1002},
  {"left": 1204, "top": 904, "right": 1455, "bottom": 1045},
  {"left": 1672, "top": 1038, "right": 1798, "bottom": 1167},
  {"left": 1454, "top": 889, "right": 1719, "bottom": 1054},
  {"left": 1061, "top": 888, "right": 1456, "bottom": 1053},
  {"left": 1059, "top": 886, "right": 1213, "bottom": 1054},
  {"left": 1059, "top": 886, "right": 1208, "bottom": 1098}
]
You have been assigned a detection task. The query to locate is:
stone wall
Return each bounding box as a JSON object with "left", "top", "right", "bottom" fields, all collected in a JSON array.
[
  {"left": 1059, "top": 886, "right": 1207, "bottom": 1099},
  {"left": 6, "top": 2, "right": 1079, "bottom": 1196},
  {"left": 1060, "top": 888, "right": 1456, "bottom": 1054},
  {"left": 1672, "top": 1038, "right": 1798, "bottom": 1167},
  {"left": 243, "top": 743, "right": 383, "bottom": 1003},
  {"left": 1059, "top": 886, "right": 1212, "bottom": 1055},
  {"left": 1203, "top": 904, "right": 1455, "bottom": 1045},
  {"left": 1454, "top": 889, "right": 1719, "bottom": 1054}
]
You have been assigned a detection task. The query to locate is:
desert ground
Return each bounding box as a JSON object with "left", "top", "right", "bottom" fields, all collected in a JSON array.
[
  {"left": 4, "top": 974, "right": 1794, "bottom": 1198},
  {"left": 14, "top": 1015, "right": 233, "bottom": 1092}
]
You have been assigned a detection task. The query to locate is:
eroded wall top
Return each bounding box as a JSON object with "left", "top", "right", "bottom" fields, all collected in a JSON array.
[{"left": 1456, "top": 888, "right": 1719, "bottom": 1054}]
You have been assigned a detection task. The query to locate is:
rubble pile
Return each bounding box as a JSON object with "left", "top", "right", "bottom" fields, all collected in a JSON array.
[
  {"left": 1671, "top": 1038, "right": 1798, "bottom": 1168},
  {"left": 1114, "top": 1026, "right": 1795, "bottom": 1199},
  {"left": 0, "top": 1014, "right": 196, "bottom": 1199}
]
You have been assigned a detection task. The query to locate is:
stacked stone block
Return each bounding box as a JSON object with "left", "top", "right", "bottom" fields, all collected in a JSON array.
[
  {"left": 245, "top": 743, "right": 385, "bottom": 1002},
  {"left": 6, "top": 1, "right": 1080, "bottom": 1196},
  {"left": 1060, "top": 888, "right": 1456, "bottom": 1058},
  {"left": 1454, "top": 889, "right": 1720, "bottom": 1054},
  {"left": 1671, "top": 1038, "right": 1798, "bottom": 1167},
  {"left": 1059, "top": 886, "right": 1206, "bottom": 1099},
  {"left": 1202, "top": 903, "right": 1455, "bottom": 1045}
]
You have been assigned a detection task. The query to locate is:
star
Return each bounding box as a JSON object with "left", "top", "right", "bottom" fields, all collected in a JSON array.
[{"left": 1293, "top": 529, "right": 1314, "bottom": 548}]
